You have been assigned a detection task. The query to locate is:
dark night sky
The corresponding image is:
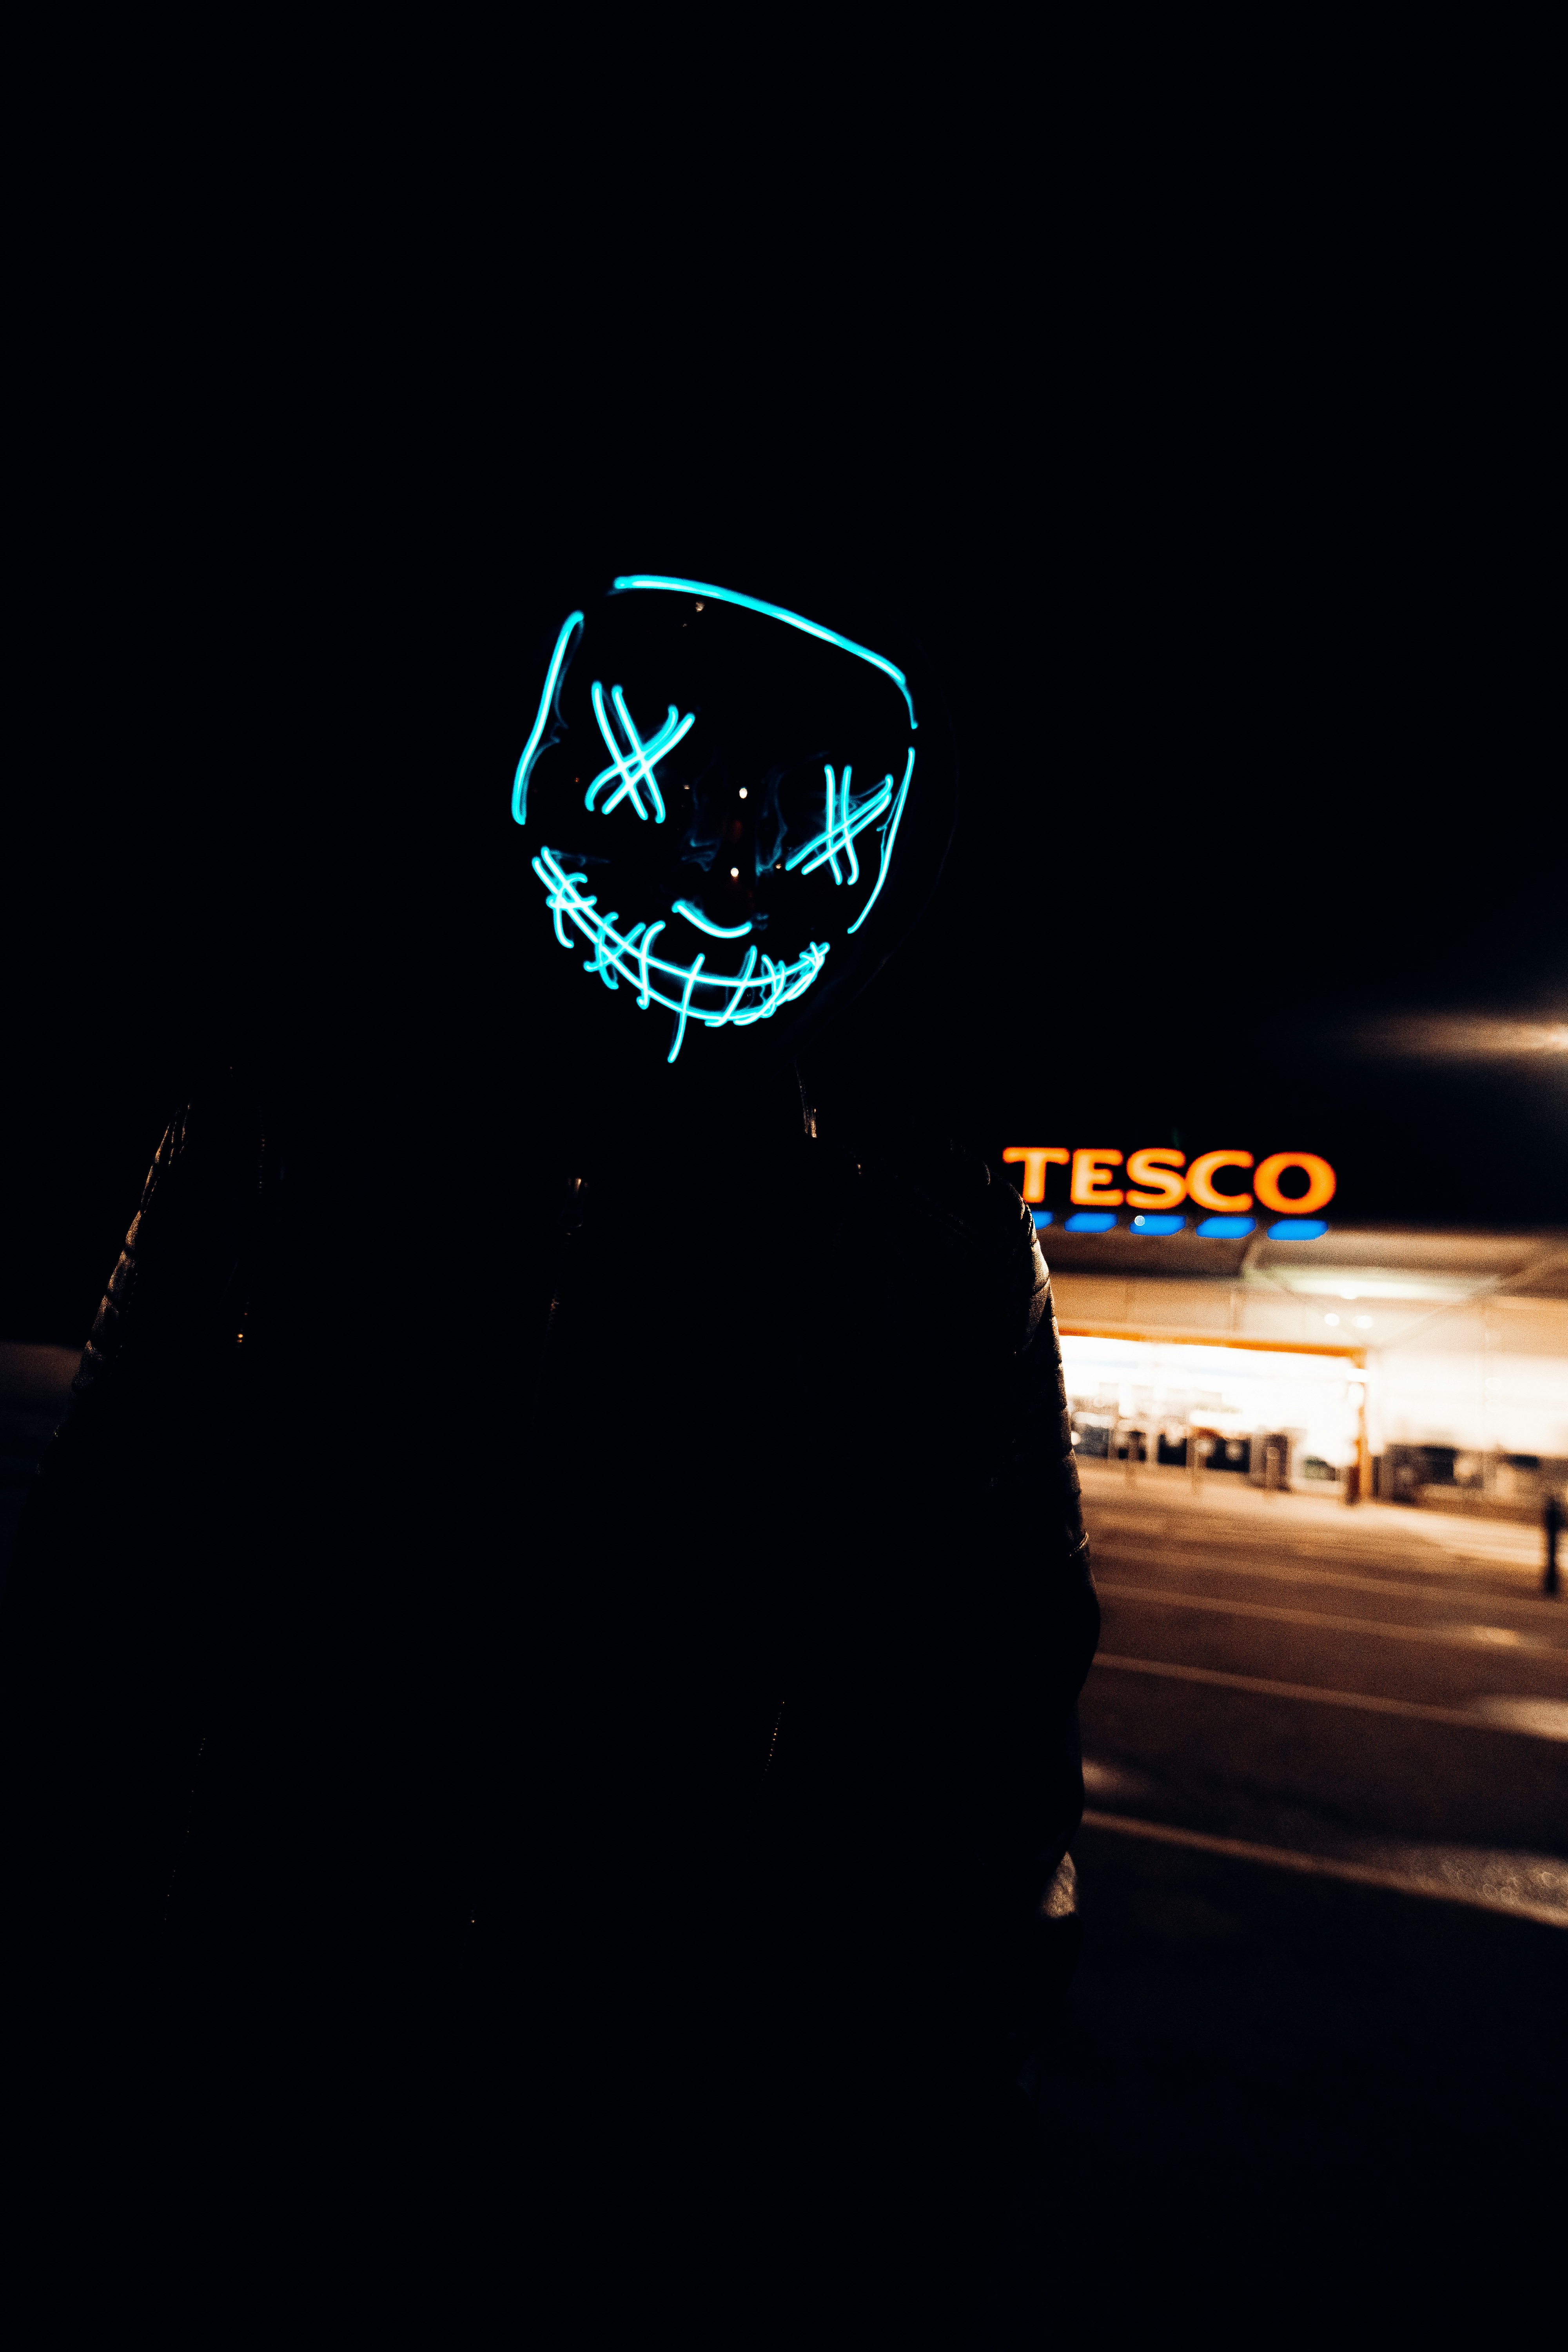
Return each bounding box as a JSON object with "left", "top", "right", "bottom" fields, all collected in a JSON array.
[{"left": 6, "top": 147, "right": 1561, "bottom": 1345}]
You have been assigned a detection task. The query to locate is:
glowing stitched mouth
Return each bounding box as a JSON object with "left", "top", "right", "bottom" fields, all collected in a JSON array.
[
  {"left": 531, "top": 746, "right": 915, "bottom": 1063},
  {"left": 533, "top": 847, "right": 831, "bottom": 1064}
]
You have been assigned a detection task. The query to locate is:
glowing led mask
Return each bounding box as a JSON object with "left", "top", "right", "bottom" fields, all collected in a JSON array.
[{"left": 511, "top": 577, "right": 917, "bottom": 1063}]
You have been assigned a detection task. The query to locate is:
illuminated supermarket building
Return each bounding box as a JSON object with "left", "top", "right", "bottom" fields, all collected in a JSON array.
[{"left": 1002, "top": 1144, "right": 1568, "bottom": 1511}]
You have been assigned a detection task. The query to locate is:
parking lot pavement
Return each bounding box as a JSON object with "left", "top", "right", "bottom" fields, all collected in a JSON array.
[{"left": 994, "top": 1468, "right": 1568, "bottom": 2317}]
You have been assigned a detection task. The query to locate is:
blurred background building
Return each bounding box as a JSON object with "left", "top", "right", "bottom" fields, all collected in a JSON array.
[{"left": 1022, "top": 1211, "right": 1568, "bottom": 1516}]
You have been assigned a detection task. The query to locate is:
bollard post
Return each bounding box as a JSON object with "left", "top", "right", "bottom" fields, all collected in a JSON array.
[{"left": 1544, "top": 1491, "right": 1563, "bottom": 1598}]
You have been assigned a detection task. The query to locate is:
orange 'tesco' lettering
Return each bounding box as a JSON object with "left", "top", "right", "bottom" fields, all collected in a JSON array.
[
  {"left": 1071, "top": 1149, "right": 1124, "bottom": 1208},
  {"left": 1001, "top": 1146, "right": 1070, "bottom": 1204},
  {"left": 1186, "top": 1149, "right": 1254, "bottom": 1213},
  {"left": 1125, "top": 1147, "right": 1187, "bottom": 1209},
  {"left": 1254, "top": 1152, "right": 1336, "bottom": 1215}
]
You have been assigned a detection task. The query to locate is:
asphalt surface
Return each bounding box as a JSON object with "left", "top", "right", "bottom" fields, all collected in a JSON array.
[{"left": 994, "top": 1469, "right": 1568, "bottom": 2329}]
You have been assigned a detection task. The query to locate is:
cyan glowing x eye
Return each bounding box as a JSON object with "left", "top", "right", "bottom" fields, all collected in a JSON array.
[
  {"left": 585, "top": 682, "right": 693, "bottom": 823},
  {"left": 533, "top": 848, "right": 828, "bottom": 1064},
  {"left": 786, "top": 766, "right": 893, "bottom": 883},
  {"left": 776, "top": 747, "right": 914, "bottom": 933}
]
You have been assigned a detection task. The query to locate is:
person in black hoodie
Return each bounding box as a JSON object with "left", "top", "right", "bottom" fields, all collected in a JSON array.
[{"left": 1, "top": 572, "right": 1097, "bottom": 2323}]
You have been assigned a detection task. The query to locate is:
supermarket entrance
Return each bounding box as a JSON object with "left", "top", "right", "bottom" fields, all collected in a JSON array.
[{"left": 1058, "top": 1327, "right": 1368, "bottom": 1495}]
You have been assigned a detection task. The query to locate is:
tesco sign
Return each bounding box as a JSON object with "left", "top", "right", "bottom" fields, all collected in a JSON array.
[{"left": 1001, "top": 1147, "right": 1337, "bottom": 1236}]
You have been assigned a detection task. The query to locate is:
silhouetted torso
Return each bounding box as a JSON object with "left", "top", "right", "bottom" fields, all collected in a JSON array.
[{"left": 0, "top": 1060, "right": 1096, "bottom": 2317}]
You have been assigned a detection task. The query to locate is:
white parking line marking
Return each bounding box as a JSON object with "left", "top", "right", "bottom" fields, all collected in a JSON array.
[
  {"left": 1078, "top": 1809, "right": 1568, "bottom": 1929},
  {"left": 1091, "top": 1652, "right": 1568, "bottom": 1735},
  {"left": 1087, "top": 1540, "right": 1559, "bottom": 1610},
  {"left": 1094, "top": 1583, "right": 1568, "bottom": 1657},
  {"left": 1470, "top": 1697, "right": 1568, "bottom": 1738}
]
